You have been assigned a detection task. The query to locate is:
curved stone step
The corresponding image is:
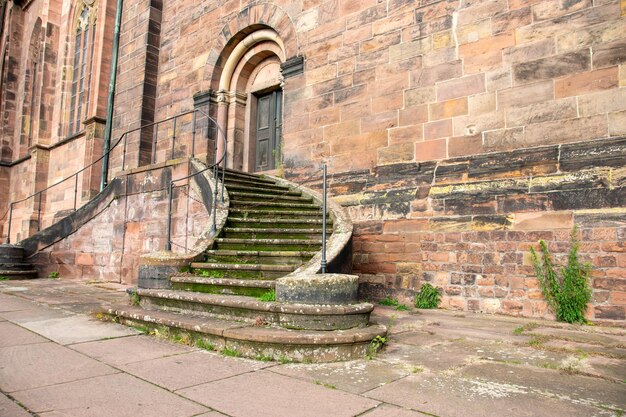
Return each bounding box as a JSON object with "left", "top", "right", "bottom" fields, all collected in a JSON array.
[
  {"left": 229, "top": 208, "right": 325, "bottom": 218},
  {"left": 227, "top": 218, "right": 332, "bottom": 228},
  {"left": 229, "top": 200, "right": 321, "bottom": 210},
  {"left": 190, "top": 262, "right": 296, "bottom": 272},
  {"left": 103, "top": 305, "right": 387, "bottom": 362},
  {"left": 221, "top": 169, "right": 276, "bottom": 183},
  {"left": 171, "top": 276, "right": 275, "bottom": 297},
  {"left": 0, "top": 262, "right": 39, "bottom": 271},
  {"left": 225, "top": 184, "right": 301, "bottom": 196},
  {"left": 228, "top": 191, "right": 311, "bottom": 203},
  {"left": 135, "top": 289, "right": 373, "bottom": 331},
  {"left": 222, "top": 227, "right": 325, "bottom": 240},
  {"left": 214, "top": 237, "right": 323, "bottom": 252}
]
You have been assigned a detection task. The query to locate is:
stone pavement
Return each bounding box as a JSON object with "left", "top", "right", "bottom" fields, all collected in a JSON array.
[{"left": 0, "top": 279, "right": 624, "bottom": 417}]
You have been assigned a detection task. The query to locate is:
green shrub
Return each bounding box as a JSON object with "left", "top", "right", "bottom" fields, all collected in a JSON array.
[
  {"left": 48, "top": 271, "right": 59, "bottom": 279},
  {"left": 378, "top": 296, "right": 399, "bottom": 306},
  {"left": 530, "top": 227, "right": 591, "bottom": 324},
  {"left": 414, "top": 283, "right": 441, "bottom": 309}
]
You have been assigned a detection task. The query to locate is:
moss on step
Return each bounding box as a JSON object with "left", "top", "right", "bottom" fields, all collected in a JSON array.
[
  {"left": 171, "top": 282, "right": 270, "bottom": 297},
  {"left": 215, "top": 243, "right": 322, "bottom": 252},
  {"left": 222, "top": 232, "right": 325, "bottom": 240},
  {"left": 191, "top": 268, "right": 285, "bottom": 279}
]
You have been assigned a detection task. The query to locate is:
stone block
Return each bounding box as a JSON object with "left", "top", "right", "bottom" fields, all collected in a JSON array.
[
  {"left": 555, "top": 67, "right": 619, "bottom": 98},
  {"left": 513, "top": 50, "right": 591, "bottom": 84},
  {"left": 448, "top": 135, "right": 483, "bottom": 158},
  {"left": 608, "top": 110, "right": 626, "bottom": 136},
  {"left": 377, "top": 143, "right": 414, "bottom": 165},
  {"left": 503, "top": 38, "right": 556, "bottom": 64},
  {"left": 592, "top": 40, "right": 626, "bottom": 69},
  {"left": 389, "top": 125, "right": 423, "bottom": 144},
  {"left": 497, "top": 80, "right": 554, "bottom": 109},
  {"left": 436, "top": 74, "right": 486, "bottom": 101},
  {"left": 556, "top": 20, "right": 626, "bottom": 53},
  {"left": 429, "top": 98, "right": 468, "bottom": 121},
  {"left": 411, "top": 60, "right": 463, "bottom": 88},
  {"left": 512, "top": 212, "right": 573, "bottom": 230},
  {"left": 483, "top": 127, "right": 525, "bottom": 152},
  {"left": 415, "top": 139, "right": 447, "bottom": 162},
  {"left": 424, "top": 119, "right": 452, "bottom": 140},
  {"left": 492, "top": 7, "right": 532, "bottom": 34},
  {"left": 404, "top": 86, "right": 436, "bottom": 107},
  {"left": 505, "top": 97, "right": 578, "bottom": 127},
  {"left": 524, "top": 115, "right": 608, "bottom": 147},
  {"left": 578, "top": 86, "right": 626, "bottom": 117},
  {"left": 532, "top": 0, "right": 592, "bottom": 22}
]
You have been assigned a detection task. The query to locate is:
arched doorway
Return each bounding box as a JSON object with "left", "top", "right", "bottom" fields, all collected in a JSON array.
[{"left": 211, "top": 27, "right": 286, "bottom": 173}]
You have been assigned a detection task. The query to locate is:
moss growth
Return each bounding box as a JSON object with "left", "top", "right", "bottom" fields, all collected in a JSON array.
[
  {"left": 221, "top": 347, "right": 242, "bottom": 357},
  {"left": 258, "top": 290, "right": 276, "bottom": 302},
  {"left": 171, "top": 282, "right": 269, "bottom": 298}
]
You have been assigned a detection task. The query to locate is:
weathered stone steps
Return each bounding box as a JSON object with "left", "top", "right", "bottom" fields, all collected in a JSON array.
[
  {"left": 222, "top": 227, "right": 323, "bottom": 240},
  {"left": 0, "top": 244, "right": 38, "bottom": 280},
  {"left": 229, "top": 200, "right": 321, "bottom": 210},
  {"left": 170, "top": 276, "right": 275, "bottom": 297},
  {"left": 134, "top": 289, "right": 373, "bottom": 331},
  {"left": 203, "top": 249, "right": 314, "bottom": 265},
  {"left": 104, "top": 305, "right": 386, "bottom": 362},
  {"left": 229, "top": 208, "right": 325, "bottom": 218},
  {"left": 228, "top": 191, "right": 311, "bottom": 203},
  {"left": 225, "top": 184, "right": 302, "bottom": 196},
  {"left": 190, "top": 262, "right": 296, "bottom": 272},
  {"left": 227, "top": 217, "right": 331, "bottom": 228}
]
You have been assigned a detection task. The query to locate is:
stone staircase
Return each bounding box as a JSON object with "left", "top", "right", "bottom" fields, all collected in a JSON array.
[
  {"left": 106, "top": 168, "right": 385, "bottom": 362},
  {"left": 0, "top": 244, "right": 38, "bottom": 279}
]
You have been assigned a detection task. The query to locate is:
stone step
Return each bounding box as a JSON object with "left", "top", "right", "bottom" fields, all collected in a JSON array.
[
  {"left": 222, "top": 177, "right": 289, "bottom": 190},
  {"left": 134, "top": 289, "right": 374, "bottom": 331},
  {"left": 170, "top": 276, "right": 275, "bottom": 297},
  {"left": 190, "top": 262, "right": 296, "bottom": 272},
  {"left": 228, "top": 191, "right": 312, "bottom": 204},
  {"left": 203, "top": 249, "right": 313, "bottom": 266},
  {"left": 229, "top": 200, "right": 321, "bottom": 210},
  {"left": 222, "top": 228, "right": 324, "bottom": 240},
  {"left": 0, "top": 262, "right": 39, "bottom": 271},
  {"left": 227, "top": 218, "right": 332, "bottom": 228},
  {"left": 103, "top": 305, "right": 387, "bottom": 362},
  {"left": 215, "top": 237, "right": 322, "bottom": 251},
  {"left": 221, "top": 170, "right": 276, "bottom": 184},
  {"left": 229, "top": 208, "right": 324, "bottom": 218},
  {"left": 0, "top": 269, "right": 38, "bottom": 279},
  {"left": 225, "top": 184, "right": 301, "bottom": 196},
  {"left": 0, "top": 244, "right": 26, "bottom": 263}
]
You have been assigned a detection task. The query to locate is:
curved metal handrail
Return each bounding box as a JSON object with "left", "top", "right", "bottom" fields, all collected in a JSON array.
[{"left": 3, "top": 108, "right": 226, "bottom": 244}]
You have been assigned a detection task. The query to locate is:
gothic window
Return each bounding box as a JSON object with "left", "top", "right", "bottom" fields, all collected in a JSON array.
[{"left": 68, "top": 4, "right": 95, "bottom": 135}]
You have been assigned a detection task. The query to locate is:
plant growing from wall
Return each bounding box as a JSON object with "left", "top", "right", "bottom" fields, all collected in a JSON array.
[
  {"left": 530, "top": 227, "right": 592, "bottom": 324},
  {"left": 414, "top": 283, "right": 441, "bottom": 309}
]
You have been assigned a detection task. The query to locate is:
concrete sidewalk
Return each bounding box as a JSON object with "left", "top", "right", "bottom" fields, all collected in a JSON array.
[{"left": 0, "top": 279, "right": 624, "bottom": 417}]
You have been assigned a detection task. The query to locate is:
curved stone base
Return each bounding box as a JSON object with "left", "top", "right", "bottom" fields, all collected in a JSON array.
[
  {"left": 103, "top": 306, "right": 387, "bottom": 363},
  {"left": 276, "top": 273, "right": 359, "bottom": 305}
]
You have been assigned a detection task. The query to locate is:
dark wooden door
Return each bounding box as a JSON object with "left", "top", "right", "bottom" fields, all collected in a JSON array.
[{"left": 255, "top": 90, "right": 282, "bottom": 171}]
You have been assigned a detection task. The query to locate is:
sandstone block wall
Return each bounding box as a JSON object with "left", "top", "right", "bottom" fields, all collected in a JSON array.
[
  {"left": 29, "top": 160, "right": 210, "bottom": 284},
  {"left": 104, "top": 0, "right": 626, "bottom": 322}
]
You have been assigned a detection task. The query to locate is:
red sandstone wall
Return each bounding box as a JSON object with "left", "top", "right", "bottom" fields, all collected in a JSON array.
[{"left": 29, "top": 161, "right": 210, "bottom": 284}]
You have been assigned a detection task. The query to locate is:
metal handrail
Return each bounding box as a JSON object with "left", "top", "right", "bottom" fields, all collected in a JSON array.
[
  {"left": 4, "top": 108, "right": 217, "bottom": 244},
  {"left": 165, "top": 110, "right": 227, "bottom": 251}
]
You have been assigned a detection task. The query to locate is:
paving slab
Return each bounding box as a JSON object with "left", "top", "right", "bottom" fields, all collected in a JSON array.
[
  {"left": 0, "top": 293, "right": 40, "bottom": 313},
  {"left": 0, "top": 342, "right": 117, "bottom": 392},
  {"left": 529, "top": 327, "right": 626, "bottom": 346},
  {"left": 0, "top": 321, "right": 48, "bottom": 347},
  {"left": 542, "top": 339, "right": 626, "bottom": 359},
  {"left": 271, "top": 358, "right": 410, "bottom": 394},
  {"left": 121, "top": 350, "right": 270, "bottom": 391},
  {"left": 178, "top": 370, "right": 380, "bottom": 417},
  {"left": 360, "top": 403, "right": 426, "bottom": 417},
  {"left": 70, "top": 334, "right": 195, "bottom": 366},
  {"left": 365, "top": 373, "right": 615, "bottom": 417},
  {"left": 461, "top": 362, "right": 626, "bottom": 411},
  {"left": 0, "top": 392, "right": 31, "bottom": 417},
  {"left": 2, "top": 307, "right": 137, "bottom": 345},
  {"left": 11, "top": 372, "right": 208, "bottom": 417}
]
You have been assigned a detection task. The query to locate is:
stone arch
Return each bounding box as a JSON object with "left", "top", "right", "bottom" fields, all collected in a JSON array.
[{"left": 202, "top": 2, "right": 298, "bottom": 89}]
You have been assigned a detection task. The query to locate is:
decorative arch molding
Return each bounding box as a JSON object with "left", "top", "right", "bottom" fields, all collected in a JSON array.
[{"left": 203, "top": 2, "right": 299, "bottom": 89}]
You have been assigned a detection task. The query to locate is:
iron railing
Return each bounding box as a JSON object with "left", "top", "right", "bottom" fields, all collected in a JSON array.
[{"left": 3, "top": 108, "right": 225, "bottom": 245}]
